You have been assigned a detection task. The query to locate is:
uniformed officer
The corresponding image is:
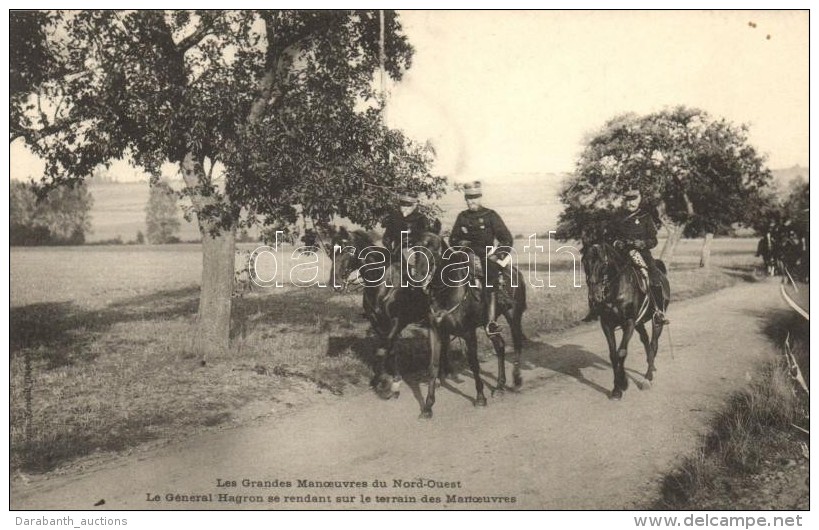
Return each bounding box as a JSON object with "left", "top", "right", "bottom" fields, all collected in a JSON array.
[
  {"left": 381, "top": 192, "right": 430, "bottom": 258},
  {"left": 449, "top": 181, "right": 514, "bottom": 336},
  {"left": 582, "top": 188, "right": 668, "bottom": 324}
]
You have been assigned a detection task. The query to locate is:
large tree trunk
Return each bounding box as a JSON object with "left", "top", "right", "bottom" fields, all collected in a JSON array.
[
  {"left": 659, "top": 223, "right": 685, "bottom": 262},
  {"left": 699, "top": 233, "right": 714, "bottom": 268},
  {"left": 194, "top": 224, "right": 235, "bottom": 361},
  {"left": 181, "top": 153, "right": 236, "bottom": 362}
]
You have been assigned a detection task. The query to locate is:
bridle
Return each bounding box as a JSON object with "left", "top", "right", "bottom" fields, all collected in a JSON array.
[{"left": 424, "top": 246, "right": 479, "bottom": 322}]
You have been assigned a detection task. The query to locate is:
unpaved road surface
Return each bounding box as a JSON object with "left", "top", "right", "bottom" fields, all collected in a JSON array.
[{"left": 11, "top": 280, "right": 785, "bottom": 510}]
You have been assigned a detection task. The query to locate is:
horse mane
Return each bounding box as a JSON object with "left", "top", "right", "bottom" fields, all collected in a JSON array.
[
  {"left": 350, "top": 229, "right": 374, "bottom": 249},
  {"left": 585, "top": 241, "right": 629, "bottom": 273},
  {"left": 331, "top": 228, "right": 374, "bottom": 249}
]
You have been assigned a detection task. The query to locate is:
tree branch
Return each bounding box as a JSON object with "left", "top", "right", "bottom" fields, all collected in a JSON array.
[{"left": 176, "top": 12, "right": 218, "bottom": 54}]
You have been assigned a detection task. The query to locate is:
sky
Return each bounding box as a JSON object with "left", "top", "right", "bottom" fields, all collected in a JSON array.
[
  {"left": 387, "top": 10, "right": 809, "bottom": 181},
  {"left": 8, "top": 10, "right": 809, "bottom": 185}
]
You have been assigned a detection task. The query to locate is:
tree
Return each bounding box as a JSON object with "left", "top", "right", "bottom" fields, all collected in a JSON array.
[
  {"left": 11, "top": 10, "right": 444, "bottom": 359},
  {"left": 783, "top": 176, "right": 809, "bottom": 228},
  {"left": 10, "top": 180, "right": 93, "bottom": 245},
  {"left": 145, "top": 180, "right": 182, "bottom": 244},
  {"left": 557, "top": 106, "right": 772, "bottom": 265}
]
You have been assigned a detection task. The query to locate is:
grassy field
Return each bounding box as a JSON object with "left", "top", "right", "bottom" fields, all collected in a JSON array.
[{"left": 10, "top": 237, "right": 762, "bottom": 473}]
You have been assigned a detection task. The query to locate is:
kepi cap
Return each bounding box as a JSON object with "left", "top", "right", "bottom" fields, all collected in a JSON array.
[
  {"left": 624, "top": 188, "right": 641, "bottom": 199},
  {"left": 463, "top": 181, "right": 482, "bottom": 199},
  {"left": 398, "top": 192, "right": 418, "bottom": 206}
]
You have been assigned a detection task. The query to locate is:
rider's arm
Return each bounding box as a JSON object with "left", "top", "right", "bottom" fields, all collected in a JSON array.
[
  {"left": 449, "top": 213, "right": 467, "bottom": 248},
  {"left": 490, "top": 210, "right": 514, "bottom": 258}
]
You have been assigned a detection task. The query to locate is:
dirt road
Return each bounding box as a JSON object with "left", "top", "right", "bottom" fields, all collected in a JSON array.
[{"left": 11, "top": 280, "right": 785, "bottom": 510}]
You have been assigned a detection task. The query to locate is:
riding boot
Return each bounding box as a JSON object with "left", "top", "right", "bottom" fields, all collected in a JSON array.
[
  {"left": 649, "top": 284, "right": 670, "bottom": 325},
  {"left": 485, "top": 290, "right": 501, "bottom": 336}
]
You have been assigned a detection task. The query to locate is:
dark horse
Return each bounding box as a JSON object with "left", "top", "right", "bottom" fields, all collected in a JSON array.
[
  {"left": 328, "top": 229, "right": 430, "bottom": 399},
  {"left": 419, "top": 234, "right": 527, "bottom": 418},
  {"left": 582, "top": 242, "right": 670, "bottom": 400}
]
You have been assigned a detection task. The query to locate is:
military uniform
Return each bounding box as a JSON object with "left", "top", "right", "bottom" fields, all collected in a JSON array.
[
  {"left": 382, "top": 208, "right": 429, "bottom": 255},
  {"left": 612, "top": 207, "right": 661, "bottom": 282},
  {"left": 449, "top": 207, "right": 513, "bottom": 259}
]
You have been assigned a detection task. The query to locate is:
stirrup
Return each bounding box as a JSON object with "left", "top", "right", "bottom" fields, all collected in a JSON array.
[{"left": 485, "top": 321, "right": 502, "bottom": 336}]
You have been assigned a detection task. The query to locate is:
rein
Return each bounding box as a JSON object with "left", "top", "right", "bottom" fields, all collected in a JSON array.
[
  {"left": 589, "top": 243, "right": 653, "bottom": 324},
  {"left": 427, "top": 281, "right": 472, "bottom": 320}
]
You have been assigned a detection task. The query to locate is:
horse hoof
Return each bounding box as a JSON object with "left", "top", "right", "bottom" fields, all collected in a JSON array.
[
  {"left": 640, "top": 380, "right": 652, "bottom": 391},
  {"left": 513, "top": 375, "right": 523, "bottom": 388},
  {"left": 475, "top": 396, "right": 488, "bottom": 407},
  {"left": 374, "top": 382, "right": 393, "bottom": 400},
  {"left": 610, "top": 389, "right": 623, "bottom": 400},
  {"left": 419, "top": 409, "right": 433, "bottom": 420},
  {"left": 392, "top": 391, "right": 400, "bottom": 399}
]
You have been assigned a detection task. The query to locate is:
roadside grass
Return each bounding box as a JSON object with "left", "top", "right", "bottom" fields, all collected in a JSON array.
[
  {"left": 11, "top": 238, "right": 763, "bottom": 473},
  {"left": 650, "top": 311, "right": 809, "bottom": 509}
]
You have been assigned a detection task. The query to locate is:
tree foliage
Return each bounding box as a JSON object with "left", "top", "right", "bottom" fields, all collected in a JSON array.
[
  {"left": 11, "top": 10, "right": 445, "bottom": 358},
  {"left": 145, "top": 180, "right": 182, "bottom": 244},
  {"left": 557, "top": 107, "right": 772, "bottom": 242},
  {"left": 10, "top": 180, "right": 93, "bottom": 245},
  {"left": 10, "top": 10, "right": 445, "bottom": 230}
]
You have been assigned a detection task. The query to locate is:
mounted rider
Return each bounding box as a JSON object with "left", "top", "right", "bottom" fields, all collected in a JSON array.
[
  {"left": 449, "top": 181, "right": 514, "bottom": 337},
  {"left": 381, "top": 192, "right": 430, "bottom": 274},
  {"left": 582, "top": 188, "right": 669, "bottom": 324}
]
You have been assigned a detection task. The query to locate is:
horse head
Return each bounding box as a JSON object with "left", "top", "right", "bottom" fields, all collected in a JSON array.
[
  {"left": 582, "top": 242, "right": 617, "bottom": 305},
  {"left": 329, "top": 229, "right": 374, "bottom": 292},
  {"left": 396, "top": 231, "right": 442, "bottom": 291}
]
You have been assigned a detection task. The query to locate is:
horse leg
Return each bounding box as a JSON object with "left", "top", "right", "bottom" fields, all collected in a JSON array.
[
  {"left": 494, "top": 320, "right": 507, "bottom": 394},
  {"left": 650, "top": 318, "right": 664, "bottom": 380},
  {"left": 465, "top": 329, "right": 487, "bottom": 407},
  {"left": 635, "top": 323, "right": 654, "bottom": 385},
  {"left": 615, "top": 319, "right": 635, "bottom": 396},
  {"left": 421, "top": 324, "right": 442, "bottom": 419},
  {"left": 600, "top": 316, "right": 621, "bottom": 400},
  {"left": 373, "top": 319, "right": 403, "bottom": 400},
  {"left": 438, "top": 331, "right": 451, "bottom": 381},
  {"left": 504, "top": 307, "right": 524, "bottom": 389}
]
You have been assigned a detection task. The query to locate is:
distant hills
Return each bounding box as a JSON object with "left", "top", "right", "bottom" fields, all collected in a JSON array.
[{"left": 70, "top": 166, "right": 809, "bottom": 242}]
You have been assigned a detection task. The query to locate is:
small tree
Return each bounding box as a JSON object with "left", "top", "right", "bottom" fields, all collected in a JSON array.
[
  {"left": 10, "top": 180, "right": 93, "bottom": 245},
  {"left": 557, "top": 106, "right": 772, "bottom": 266},
  {"left": 145, "top": 180, "right": 181, "bottom": 244}
]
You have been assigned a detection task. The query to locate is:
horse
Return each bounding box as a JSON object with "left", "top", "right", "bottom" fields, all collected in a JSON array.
[
  {"left": 419, "top": 233, "right": 527, "bottom": 418},
  {"left": 582, "top": 242, "right": 670, "bottom": 400},
  {"left": 328, "top": 228, "right": 430, "bottom": 399}
]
